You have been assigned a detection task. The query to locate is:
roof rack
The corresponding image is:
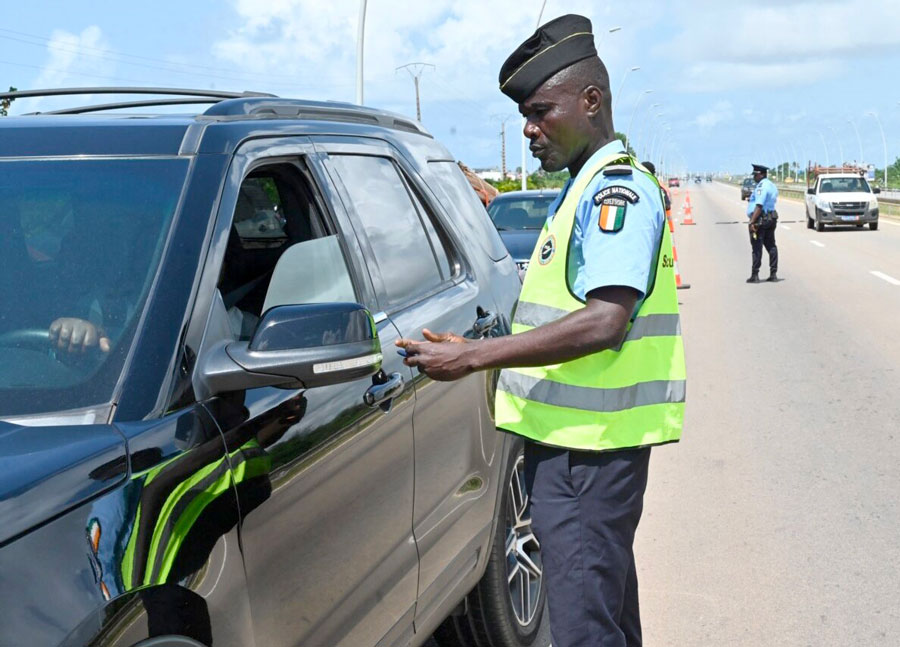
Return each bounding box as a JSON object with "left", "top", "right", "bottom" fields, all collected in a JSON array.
[
  {"left": 0, "top": 87, "right": 429, "bottom": 136},
  {"left": 0, "top": 87, "right": 276, "bottom": 114}
]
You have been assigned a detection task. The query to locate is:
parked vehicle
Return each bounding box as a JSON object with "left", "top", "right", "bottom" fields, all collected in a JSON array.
[
  {"left": 667, "top": 177, "right": 680, "bottom": 188},
  {"left": 741, "top": 177, "right": 755, "bottom": 201},
  {"left": 486, "top": 189, "right": 560, "bottom": 279},
  {"left": 0, "top": 88, "right": 544, "bottom": 647},
  {"left": 804, "top": 165, "right": 880, "bottom": 231}
]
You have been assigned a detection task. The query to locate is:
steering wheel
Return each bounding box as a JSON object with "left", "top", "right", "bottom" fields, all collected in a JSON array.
[{"left": 0, "top": 328, "right": 51, "bottom": 351}]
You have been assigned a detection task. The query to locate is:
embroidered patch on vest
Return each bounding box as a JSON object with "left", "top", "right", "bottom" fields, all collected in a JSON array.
[
  {"left": 593, "top": 186, "right": 639, "bottom": 232},
  {"left": 538, "top": 234, "right": 556, "bottom": 265}
]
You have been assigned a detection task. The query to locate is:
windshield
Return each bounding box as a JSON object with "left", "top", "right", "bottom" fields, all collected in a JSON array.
[
  {"left": 742, "top": 178, "right": 754, "bottom": 187},
  {"left": 487, "top": 195, "right": 557, "bottom": 230},
  {"left": 0, "top": 158, "right": 188, "bottom": 417},
  {"left": 819, "top": 177, "right": 871, "bottom": 193}
]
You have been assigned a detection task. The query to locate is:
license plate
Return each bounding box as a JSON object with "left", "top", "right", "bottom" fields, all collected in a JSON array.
[{"left": 841, "top": 216, "right": 859, "bottom": 221}]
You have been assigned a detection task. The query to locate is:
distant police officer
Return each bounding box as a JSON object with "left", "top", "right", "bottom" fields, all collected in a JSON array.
[
  {"left": 396, "top": 14, "right": 685, "bottom": 647},
  {"left": 747, "top": 163, "right": 779, "bottom": 283}
]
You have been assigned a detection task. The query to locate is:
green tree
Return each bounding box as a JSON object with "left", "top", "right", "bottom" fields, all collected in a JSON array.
[
  {"left": 0, "top": 86, "right": 17, "bottom": 117},
  {"left": 614, "top": 131, "right": 636, "bottom": 157}
]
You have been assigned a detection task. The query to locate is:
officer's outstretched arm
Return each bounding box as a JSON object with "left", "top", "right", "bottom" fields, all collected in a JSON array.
[{"left": 397, "top": 286, "right": 637, "bottom": 381}]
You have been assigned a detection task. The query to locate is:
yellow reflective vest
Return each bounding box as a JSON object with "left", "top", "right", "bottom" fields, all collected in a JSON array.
[{"left": 494, "top": 153, "right": 685, "bottom": 451}]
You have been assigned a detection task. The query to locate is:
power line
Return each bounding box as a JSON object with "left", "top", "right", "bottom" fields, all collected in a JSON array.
[{"left": 395, "top": 62, "right": 433, "bottom": 122}]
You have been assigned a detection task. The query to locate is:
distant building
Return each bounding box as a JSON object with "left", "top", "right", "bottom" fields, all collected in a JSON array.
[{"left": 475, "top": 170, "right": 505, "bottom": 182}]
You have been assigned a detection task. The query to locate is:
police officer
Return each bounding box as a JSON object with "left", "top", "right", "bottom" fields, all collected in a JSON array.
[
  {"left": 396, "top": 14, "right": 685, "bottom": 647},
  {"left": 747, "top": 163, "right": 779, "bottom": 283}
]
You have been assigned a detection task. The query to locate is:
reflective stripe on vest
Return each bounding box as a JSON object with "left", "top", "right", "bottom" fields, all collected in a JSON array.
[{"left": 494, "top": 153, "right": 686, "bottom": 451}]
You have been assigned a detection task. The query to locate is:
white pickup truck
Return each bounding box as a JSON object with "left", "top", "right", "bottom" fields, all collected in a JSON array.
[{"left": 805, "top": 172, "right": 880, "bottom": 231}]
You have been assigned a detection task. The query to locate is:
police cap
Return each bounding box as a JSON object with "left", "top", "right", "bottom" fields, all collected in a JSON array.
[
  {"left": 751, "top": 164, "right": 769, "bottom": 174},
  {"left": 499, "top": 14, "right": 598, "bottom": 103}
]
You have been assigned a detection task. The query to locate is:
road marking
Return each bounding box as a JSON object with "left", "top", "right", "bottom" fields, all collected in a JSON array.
[
  {"left": 871, "top": 271, "right": 900, "bottom": 286},
  {"left": 810, "top": 240, "right": 825, "bottom": 248},
  {"left": 781, "top": 225, "right": 791, "bottom": 230}
]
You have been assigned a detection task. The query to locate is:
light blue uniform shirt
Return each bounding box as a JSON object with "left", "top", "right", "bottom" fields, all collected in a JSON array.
[
  {"left": 753, "top": 177, "right": 778, "bottom": 212},
  {"left": 746, "top": 182, "right": 757, "bottom": 217},
  {"left": 546, "top": 140, "right": 665, "bottom": 311}
]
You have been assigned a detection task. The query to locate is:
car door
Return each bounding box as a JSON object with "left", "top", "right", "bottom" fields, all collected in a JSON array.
[
  {"left": 318, "top": 138, "right": 505, "bottom": 625},
  {"left": 194, "top": 139, "right": 418, "bottom": 647}
]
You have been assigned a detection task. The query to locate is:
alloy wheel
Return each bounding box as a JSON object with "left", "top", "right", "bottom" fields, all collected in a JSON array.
[{"left": 504, "top": 454, "right": 542, "bottom": 627}]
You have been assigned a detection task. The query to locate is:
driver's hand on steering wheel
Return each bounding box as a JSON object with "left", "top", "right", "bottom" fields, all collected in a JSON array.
[{"left": 49, "top": 318, "right": 111, "bottom": 354}]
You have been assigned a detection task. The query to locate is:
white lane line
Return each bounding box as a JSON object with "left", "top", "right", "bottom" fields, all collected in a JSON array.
[
  {"left": 781, "top": 225, "right": 791, "bottom": 230},
  {"left": 810, "top": 240, "right": 825, "bottom": 247},
  {"left": 871, "top": 271, "right": 900, "bottom": 286}
]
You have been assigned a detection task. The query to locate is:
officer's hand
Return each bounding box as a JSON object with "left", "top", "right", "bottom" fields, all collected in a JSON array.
[
  {"left": 49, "top": 318, "right": 111, "bottom": 354},
  {"left": 395, "top": 336, "right": 475, "bottom": 382}
]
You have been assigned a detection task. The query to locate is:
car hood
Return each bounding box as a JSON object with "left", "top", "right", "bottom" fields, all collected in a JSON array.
[
  {"left": 498, "top": 229, "right": 542, "bottom": 262},
  {"left": 818, "top": 192, "right": 876, "bottom": 204}
]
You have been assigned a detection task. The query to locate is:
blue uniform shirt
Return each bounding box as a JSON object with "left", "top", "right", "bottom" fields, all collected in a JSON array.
[
  {"left": 753, "top": 177, "right": 778, "bottom": 212},
  {"left": 547, "top": 140, "right": 664, "bottom": 311},
  {"left": 746, "top": 182, "right": 757, "bottom": 217}
]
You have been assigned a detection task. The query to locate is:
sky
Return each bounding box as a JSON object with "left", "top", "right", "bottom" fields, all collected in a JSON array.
[{"left": 3, "top": 0, "right": 900, "bottom": 177}]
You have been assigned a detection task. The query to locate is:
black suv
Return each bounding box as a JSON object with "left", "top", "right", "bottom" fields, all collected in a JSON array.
[{"left": 0, "top": 89, "right": 544, "bottom": 647}]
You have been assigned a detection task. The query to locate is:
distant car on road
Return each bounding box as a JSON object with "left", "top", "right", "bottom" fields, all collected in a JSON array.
[
  {"left": 805, "top": 172, "right": 880, "bottom": 231},
  {"left": 487, "top": 189, "right": 560, "bottom": 279},
  {"left": 741, "top": 177, "right": 755, "bottom": 201},
  {"left": 667, "top": 177, "right": 680, "bottom": 188},
  {"left": 693, "top": 176, "right": 702, "bottom": 184}
]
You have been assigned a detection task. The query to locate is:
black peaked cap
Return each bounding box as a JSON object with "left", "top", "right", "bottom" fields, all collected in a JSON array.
[
  {"left": 752, "top": 164, "right": 769, "bottom": 173},
  {"left": 499, "top": 14, "right": 597, "bottom": 103}
]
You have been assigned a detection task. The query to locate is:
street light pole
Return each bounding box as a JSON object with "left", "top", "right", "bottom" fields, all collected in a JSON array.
[
  {"left": 612, "top": 66, "right": 639, "bottom": 124},
  {"left": 848, "top": 118, "right": 863, "bottom": 166},
  {"left": 633, "top": 102, "right": 660, "bottom": 157},
  {"left": 815, "top": 130, "right": 830, "bottom": 167},
  {"left": 356, "top": 0, "right": 367, "bottom": 105},
  {"left": 867, "top": 111, "right": 888, "bottom": 187},
  {"left": 827, "top": 126, "right": 844, "bottom": 167},
  {"left": 625, "top": 90, "right": 652, "bottom": 152}
]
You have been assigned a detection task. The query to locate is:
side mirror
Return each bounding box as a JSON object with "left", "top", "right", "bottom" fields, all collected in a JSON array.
[
  {"left": 199, "top": 303, "right": 382, "bottom": 395},
  {"left": 873, "top": 187, "right": 881, "bottom": 194},
  {"left": 807, "top": 188, "right": 815, "bottom": 195}
]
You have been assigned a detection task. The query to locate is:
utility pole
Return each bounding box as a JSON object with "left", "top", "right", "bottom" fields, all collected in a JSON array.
[
  {"left": 396, "top": 62, "right": 434, "bottom": 122},
  {"left": 492, "top": 115, "right": 513, "bottom": 179}
]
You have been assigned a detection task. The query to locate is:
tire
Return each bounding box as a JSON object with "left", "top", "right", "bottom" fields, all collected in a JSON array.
[
  {"left": 806, "top": 208, "right": 813, "bottom": 229},
  {"left": 815, "top": 215, "right": 825, "bottom": 232},
  {"left": 433, "top": 447, "right": 545, "bottom": 647},
  {"left": 870, "top": 222, "right": 878, "bottom": 231}
]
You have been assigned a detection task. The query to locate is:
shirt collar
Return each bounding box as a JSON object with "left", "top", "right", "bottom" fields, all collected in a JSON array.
[
  {"left": 550, "top": 139, "right": 627, "bottom": 217},
  {"left": 571, "top": 139, "right": 627, "bottom": 187}
]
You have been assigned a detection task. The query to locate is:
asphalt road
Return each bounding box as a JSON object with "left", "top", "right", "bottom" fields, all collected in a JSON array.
[{"left": 635, "top": 181, "right": 900, "bottom": 645}]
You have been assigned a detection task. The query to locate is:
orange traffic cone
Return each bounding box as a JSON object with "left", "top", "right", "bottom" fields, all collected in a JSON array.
[
  {"left": 671, "top": 232, "right": 690, "bottom": 289},
  {"left": 681, "top": 191, "right": 696, "bottom": 225}
]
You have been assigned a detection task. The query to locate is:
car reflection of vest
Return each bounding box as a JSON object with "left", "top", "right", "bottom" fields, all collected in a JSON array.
[{"left": 84, "top": 394, "right": 304, "bottom": 643}]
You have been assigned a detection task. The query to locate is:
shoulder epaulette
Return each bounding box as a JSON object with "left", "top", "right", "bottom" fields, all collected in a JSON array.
[{"left": 603, "top": 164, "right": 634, "bottom": 176}]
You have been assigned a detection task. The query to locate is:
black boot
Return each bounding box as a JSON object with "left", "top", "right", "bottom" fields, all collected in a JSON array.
[
  {"left": 766, "top": 273, "right": 778, "bottom": 282},
  {"left": 746, "top": 273, "right": 760, "bottom": 283}
]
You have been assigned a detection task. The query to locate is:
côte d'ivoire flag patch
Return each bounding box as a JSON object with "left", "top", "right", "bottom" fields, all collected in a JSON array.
[{"left": 593, "top": 185, "right": 639, "bottom": 233}]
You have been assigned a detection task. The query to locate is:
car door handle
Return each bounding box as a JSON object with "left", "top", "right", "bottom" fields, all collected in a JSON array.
[
  {"left": 364, "top": 371, "right": 404, "bottom": 410},
  {"left": 471, "top": 306, "right": 499, "bottom": 338}
]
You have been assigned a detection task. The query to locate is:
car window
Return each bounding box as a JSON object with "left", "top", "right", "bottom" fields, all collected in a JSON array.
[
  {"left": 487, "top": 196, "right": 557, "bottom": 230},
  {"left": 218, "top": 162, "right": 356, "bottom": 341},
  {"left": 329, "top": 154, "right": 445, "bottom": 308},
  {"left": 426, "top": 161, "right": 509, "bottom": 261},
  {"left": 0, "top": 158, "right": 187, "bottom": 417},
  {"left": 819, "top": 177, "right": 869, "bottom": 193}
]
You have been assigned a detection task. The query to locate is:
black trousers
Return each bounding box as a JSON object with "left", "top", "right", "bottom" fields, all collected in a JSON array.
[
  {"left": 524, "top": 441, "right": 651, "bottom": 647},
  {"left": 750, "top": 224, "right": 778, "bottom": 275}
]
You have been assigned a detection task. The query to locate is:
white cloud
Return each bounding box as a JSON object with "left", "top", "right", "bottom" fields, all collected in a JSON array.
[
  {"left": 693, "top": 100, "right": 733, "bottom": 128},
  {"left": 13, "top": 26, "right": 114, "bottom": 113},
  {"left": 661, "top": 0, "right": 900, "bottom": 91}
]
